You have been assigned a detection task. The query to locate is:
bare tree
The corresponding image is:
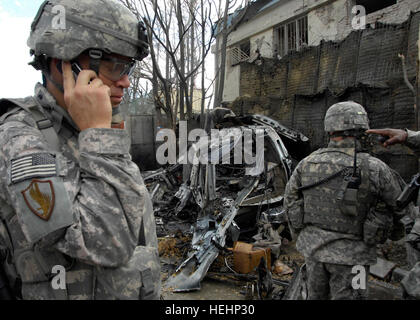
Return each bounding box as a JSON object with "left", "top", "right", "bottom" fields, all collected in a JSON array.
[
  {"left": 119, "top": 0, "right": 216, "bottom": 128},
  {"left": 120, "top": 0, "right": 246, "bottom": 128}
]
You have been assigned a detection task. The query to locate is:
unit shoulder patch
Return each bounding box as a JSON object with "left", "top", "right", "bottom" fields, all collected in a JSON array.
[{"left": 21, "top": 179, "right": 55, "bottom": 221}]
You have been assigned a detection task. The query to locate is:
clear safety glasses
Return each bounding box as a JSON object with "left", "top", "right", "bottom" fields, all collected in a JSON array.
[{"left": 99, "top": 56, "right": 136, "bottom": 81}]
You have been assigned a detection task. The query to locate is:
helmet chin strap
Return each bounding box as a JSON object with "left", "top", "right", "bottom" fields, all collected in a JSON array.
[
  {"left": 42, "top": 50, "right": 101, "bottom": 94},
  {"left": 88, "top": 49, "right": 102, "bottom": 75},
  {"left": 43, "top": 70, "right": 64, "bottom": 93}
]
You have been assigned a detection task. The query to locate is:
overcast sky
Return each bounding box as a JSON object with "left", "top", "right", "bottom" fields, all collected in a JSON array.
[{"left": 0, "top": 0, "right": 45, "bottom": 98}]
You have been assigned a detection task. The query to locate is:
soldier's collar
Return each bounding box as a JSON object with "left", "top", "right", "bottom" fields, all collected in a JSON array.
[
  {"left": 34, "top": 83, "right": 80, "bottom": 134},
  {"left": 328, "top": 138, "right": 361, "bottom": 151}
]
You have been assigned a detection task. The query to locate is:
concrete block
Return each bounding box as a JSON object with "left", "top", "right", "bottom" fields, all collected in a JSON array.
[
  {"left": 391, "top": 267, "right": 410, "bottom": 283},
  {"left": 368, "top": 280, "right": 403, "bottom": 300},
  {"left": 369, "top": 258, "right": 397, "bottom": 279}
]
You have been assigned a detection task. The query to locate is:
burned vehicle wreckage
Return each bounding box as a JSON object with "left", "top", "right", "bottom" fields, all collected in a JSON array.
[{"left": 142, "top": 109, "right": 310, "bottom": 293}]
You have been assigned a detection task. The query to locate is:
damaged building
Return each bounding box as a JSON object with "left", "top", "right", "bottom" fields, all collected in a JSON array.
[
  {"left": 214, "top": 0, "right": 420, "bottom": 179},
  {"left": 214, "top": 0, "right": 420, "bottom": 103}
]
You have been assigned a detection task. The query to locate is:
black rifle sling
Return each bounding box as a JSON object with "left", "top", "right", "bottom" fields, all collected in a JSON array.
[{"left": 298, "top": 167, "right": 351, "bottom": 192}]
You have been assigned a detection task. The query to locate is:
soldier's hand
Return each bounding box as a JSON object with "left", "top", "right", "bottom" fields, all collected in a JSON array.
[
  {"left": 366, "top": 128, "right": 408, "bottom": 147},
  {"left": 62, "top": 61, "right": 112, "bottom": 131}
]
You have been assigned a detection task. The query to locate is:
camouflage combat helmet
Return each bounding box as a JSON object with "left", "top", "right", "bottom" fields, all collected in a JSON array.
[
  {"left": 28, "top": 0, "right": 149, "bottom": 70},
  {"left": 324, "top": 101, "right": 370, "bottom": 133}
]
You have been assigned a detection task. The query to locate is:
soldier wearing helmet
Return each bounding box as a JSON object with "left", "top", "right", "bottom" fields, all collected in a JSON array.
[
  {"left": 0, "top": 0, "right": 160, "bottom": 300},
  {"left": 284, "top": 101, "right": 406, "bottom": 300}
]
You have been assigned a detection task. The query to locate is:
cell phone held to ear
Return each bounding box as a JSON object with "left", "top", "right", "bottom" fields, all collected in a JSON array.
[{"left": 57, "top": 61, "right": 82, "bottom": 81}]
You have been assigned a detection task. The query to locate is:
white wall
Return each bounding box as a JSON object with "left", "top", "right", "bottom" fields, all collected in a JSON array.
[
  {"left": 250, "top": 29, "right": 274, "bottom": 58},
  {"left": 220, "top": 0, "right": 334, "bottom": 103},
  {"left": 223, "top": 61, "right": 241, "bottom": 102},
  {"left": 217, "top": 0, "right": 420, "bottom": 103},
  {"left": 227, "top": 0, "right": 332, "bottom": 49},
  {"left": 363, "top": 0, "right": 420, "bottom": 25},
  {"left": 308, "top": 0, "right": 350, "bottom": 45},
  {"left": 333, "top": 0, "right": 420, "bottom": 40}
]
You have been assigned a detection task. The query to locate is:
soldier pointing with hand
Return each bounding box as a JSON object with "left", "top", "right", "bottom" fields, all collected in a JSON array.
[
  {"left": 367, "top": 127, "right": 420, "bottom": 299},
  {"left": 366, "top": 128, "right": 409, "bottom": 147}
]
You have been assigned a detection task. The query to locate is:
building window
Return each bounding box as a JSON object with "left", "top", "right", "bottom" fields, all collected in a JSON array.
[
  {"left": 230, "top": 40, "right": 250, "bottom": 66},
  {"left": 275, "top": 16, "right": 308, "bottom": 58},
  {"left": 355, "top": 0, "right": 397, "bottom": 15},
  {"left": 240, "top": 41, "right": 251, "bottom": 57}
]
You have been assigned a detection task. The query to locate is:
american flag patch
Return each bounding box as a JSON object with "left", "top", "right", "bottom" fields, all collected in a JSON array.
[{"left": 11, "top": 153, "right": 57, "bottom": 184}]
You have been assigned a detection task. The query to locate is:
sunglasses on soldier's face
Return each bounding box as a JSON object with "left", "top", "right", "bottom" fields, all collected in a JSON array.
[{"left": 99, "top": 56, "right": 136, "bottom": 81}]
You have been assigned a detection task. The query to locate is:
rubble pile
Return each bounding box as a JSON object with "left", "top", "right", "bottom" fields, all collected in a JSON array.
[
  {"left": 143, "top": 111, "right": 310, "bottom": 298},
  {"left": 143, "top": 110, "right": 410, "bottom": 300}
]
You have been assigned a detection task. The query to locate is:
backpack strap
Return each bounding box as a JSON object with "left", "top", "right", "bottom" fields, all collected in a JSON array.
[
  {"left": 0, "top": 97, "right": 61, "bottom": 152},
  {"left": 0, "top": 98, "right": 70, "bottom": 300}
]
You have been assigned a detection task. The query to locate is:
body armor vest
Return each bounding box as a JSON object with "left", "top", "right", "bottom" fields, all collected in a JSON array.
[{"left": 300, "top": 148, "right": 373, "bottom": 236}]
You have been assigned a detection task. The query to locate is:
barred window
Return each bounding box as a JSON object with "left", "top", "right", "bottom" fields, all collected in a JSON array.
[
  {"left": 230, "top": 40, "right": 250, "bottom": 66},
  {"left": 275, "top": 16, "right": 308, "bottom": 58}
]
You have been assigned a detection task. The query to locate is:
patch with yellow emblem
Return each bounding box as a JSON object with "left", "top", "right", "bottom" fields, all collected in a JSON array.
[
  {"left": 9, "top": 153, "right": 73, "bottom": 243},
  {"left": 21, "top": 179, "right": 55, "bottom": 221}
]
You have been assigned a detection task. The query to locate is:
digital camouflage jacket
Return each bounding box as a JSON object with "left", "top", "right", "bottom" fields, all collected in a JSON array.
[{"left": 0, "top": 84, "right": 160, "bottom": 300}]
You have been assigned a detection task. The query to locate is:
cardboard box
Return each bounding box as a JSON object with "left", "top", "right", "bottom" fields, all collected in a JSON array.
[{"left": 233, "top": 241, "right": 271, "bottom": 274}]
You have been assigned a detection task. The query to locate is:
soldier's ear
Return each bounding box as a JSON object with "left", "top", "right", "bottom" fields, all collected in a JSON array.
[{"left": 51, "top": 58, "right": 62, "bottom": 74}]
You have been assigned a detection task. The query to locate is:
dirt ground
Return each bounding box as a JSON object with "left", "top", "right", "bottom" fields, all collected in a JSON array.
[
  {"left": 378, "top": 239, "right": 408, "bottom": 269},
  {"left": 158, "top": 231, "right": 408, "bottom": 300}
]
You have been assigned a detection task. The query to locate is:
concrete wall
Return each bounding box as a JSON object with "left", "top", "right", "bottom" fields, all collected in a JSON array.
[
  {"left": 223, "top": 53, "right": 241, "bottom": 102},
  {"left": 221, "top": 0, "right": 334, "bottom": 103},
  {"left": 363, "top": 0, "right": 420, "bottom": 25},
  {"left": 335, "top": 0, "right": 420, "bottom": 40},
  {"left": 227, "top": 0, "right": 333, "bottom": 53},
  {"left": 250, "top": 29, "right": 274, "bottom": 59},
  {"left": 222, "top": 29, "right": 274, "bottom": 102},
  {"left": 218, "top": 0, "right": 420, "bottom": 103},
  {"left": 309, "top": 0, "right": 351, "bottom": 45}
]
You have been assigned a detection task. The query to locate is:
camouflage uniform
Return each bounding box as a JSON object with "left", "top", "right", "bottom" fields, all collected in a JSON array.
[
  {"left": 284, "top": 102, "right": 404, "bottom": 300},
  {"left": 0, "top": 0, "right": 160, "bottom": 300},
  {"left": 400, "top": 130, "right": 420, "bottom": 299}
]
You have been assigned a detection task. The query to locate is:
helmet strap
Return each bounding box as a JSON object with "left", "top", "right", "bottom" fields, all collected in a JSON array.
[
  {"left": 42, "top": 70, "right": 64, "bottom": 93},
  {"left": 88, "top": 49, "right": 103, "bottom": 75},
  {"left": 30, "top": 54, "right": 64, "bottom": 93},
  {"left": 40, "top": 50, "right": 102, "bottom": 95}
]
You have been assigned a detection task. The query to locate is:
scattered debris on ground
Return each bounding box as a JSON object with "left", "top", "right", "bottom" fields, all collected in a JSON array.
[
  {"left": 144, "top": 111, "right": 309, "bottom": 297},
  {"left": 143, "top": 111, "right": 411, "bottom": 300}
]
